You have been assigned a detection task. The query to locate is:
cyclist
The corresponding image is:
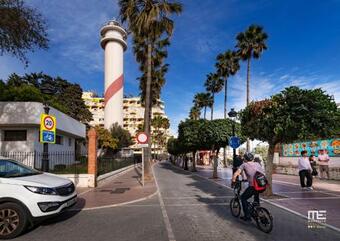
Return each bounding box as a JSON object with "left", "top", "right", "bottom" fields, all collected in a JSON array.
[{"left": 232, "top": 152, "right": 265, "bottom": 221}]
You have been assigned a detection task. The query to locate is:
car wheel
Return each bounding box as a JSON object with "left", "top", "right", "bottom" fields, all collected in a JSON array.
[{"left": 0, "top": 202, "right": 28, "bottom": 239}]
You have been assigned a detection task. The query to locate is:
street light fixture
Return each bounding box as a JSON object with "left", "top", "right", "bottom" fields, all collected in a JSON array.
[
  {"left": 228, "top": 108, "right": 238, "bottom": 162},
  {"left": 40, "top": 82, "right": 56, "bottom": 172}
]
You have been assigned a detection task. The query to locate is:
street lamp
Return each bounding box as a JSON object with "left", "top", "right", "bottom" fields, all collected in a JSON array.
[
  {"left": 228, "top": 108, "right": 238, "bottom": 161},
  {"left": 40, "top": 82, "right": 56, "bottom": 172}
]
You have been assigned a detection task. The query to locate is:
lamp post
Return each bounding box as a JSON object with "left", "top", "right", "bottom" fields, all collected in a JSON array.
[
  {"left": 228, "top": 108, "right": 237, "bottom": 161},
  {"left": 40, "top": 83, "right": 56, "bottom": 172}
]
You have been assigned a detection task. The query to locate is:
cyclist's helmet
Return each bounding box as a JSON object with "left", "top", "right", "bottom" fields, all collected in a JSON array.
[{"left": 243, "top": 152, "right": 254, "bottom": 162}]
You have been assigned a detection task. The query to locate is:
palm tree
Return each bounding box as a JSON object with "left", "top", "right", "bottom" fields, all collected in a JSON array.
[
  {"left": 193, "top": 92, "right": 213, "bottom": 119},
  {"left": 119, "top": 0, "right": 182, "bottom": 176},
  {"left": 236, "top": 24, "right": 268, "bottom": 151},
  {"left": 204, "top": 73, "right": 224, "bottom": 120},
  {"left": 189, "top": 105, "right": 201, "bottom": 120},
  {"left": 216, "top": 50, "right": 240, "bottom": 119}
]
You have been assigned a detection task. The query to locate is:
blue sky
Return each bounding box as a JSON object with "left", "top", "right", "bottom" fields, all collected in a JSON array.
[{"left": 1, "top": 0, "right": 340, "bottom": 135}]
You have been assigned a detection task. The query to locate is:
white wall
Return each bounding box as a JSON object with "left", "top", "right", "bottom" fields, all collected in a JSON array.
[
  {"left": 0, "top": 127, "right": 35, "bottom": 152},
  {"left": 0, "top": 102, "right": 86, "bottom": 138},
  {"left": 279, "top": 156, "right": 340, "bottom": 167}
]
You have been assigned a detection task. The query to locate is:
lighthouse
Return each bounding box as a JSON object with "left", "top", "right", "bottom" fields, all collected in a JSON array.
[{"left": 100, "top": 20, "right": 127, "bottom": 129}]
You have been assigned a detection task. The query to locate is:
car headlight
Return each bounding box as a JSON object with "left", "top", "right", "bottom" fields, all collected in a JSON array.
[{"left": 25, "top": 186, "right": 57, "bottom": 195}]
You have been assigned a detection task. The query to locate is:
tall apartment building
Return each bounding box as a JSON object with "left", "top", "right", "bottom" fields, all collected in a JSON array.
[
  {"left": 82, "top": 92, "right": 105, "bottom": 127},
  {"left": 82, "top": 92, "right": 170, "bottom": 153}
]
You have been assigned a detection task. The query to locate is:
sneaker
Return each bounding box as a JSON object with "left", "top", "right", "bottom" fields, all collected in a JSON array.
[{"left": 307, "top": 187, "right": 313, "bottom": 191}]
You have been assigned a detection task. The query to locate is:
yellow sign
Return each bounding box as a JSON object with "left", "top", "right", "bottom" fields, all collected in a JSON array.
[{"left": 40, "top": 114, "right": 56, "bottom": 143}]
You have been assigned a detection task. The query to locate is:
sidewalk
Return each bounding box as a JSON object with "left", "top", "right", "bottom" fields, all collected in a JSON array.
[
  {"left": 193, "top": 164, "right": 340, "bottom": 230},
  {"left": 72, "top": 164, "right": 157, "bottom": 210}
]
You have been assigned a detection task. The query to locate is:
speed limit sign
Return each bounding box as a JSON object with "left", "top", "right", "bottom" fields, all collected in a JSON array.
[
  {"left": 43, "top": 116, "right": 55, "bottom": 130},
  {"left": 40, "top": 114, "right": 56, "bottom": 143}
]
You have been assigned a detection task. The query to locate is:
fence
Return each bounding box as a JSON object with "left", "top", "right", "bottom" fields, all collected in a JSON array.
[
  {"left": 97, "top": 153, "right": 136, "bottom": 176},
  {"left": 0, "top": 151, "right": 88, "bottom": 174}
]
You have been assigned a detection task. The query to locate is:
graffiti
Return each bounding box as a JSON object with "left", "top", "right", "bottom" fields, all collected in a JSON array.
[{"left": 282, "top": 138, "right": 340, "bottom": 157}]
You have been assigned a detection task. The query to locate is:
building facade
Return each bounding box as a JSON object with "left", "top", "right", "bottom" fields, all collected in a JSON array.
[
  {"left": 82, "top": 92, "right": 170, "bottom": 154},
  {"left": 0, "top": 102, "right": 86, "bottom": 169}
]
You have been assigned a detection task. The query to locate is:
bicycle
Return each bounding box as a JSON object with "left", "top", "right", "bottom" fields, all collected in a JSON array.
[{"left": 230, "top": 178, "right": 273, "bottom": 233}]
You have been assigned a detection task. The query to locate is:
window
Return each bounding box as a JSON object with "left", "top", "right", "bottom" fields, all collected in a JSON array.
[
  {"left": 68, "top": 138, "right": 72, "bottom": 147},
  {"left": 56, "top": 135, "right": 63, "bottom": 145},
  {"left": 4, "top": 130, "right": 27, "bottom": 141}
]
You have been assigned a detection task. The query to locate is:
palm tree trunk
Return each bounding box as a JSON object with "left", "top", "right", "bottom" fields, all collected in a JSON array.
[
  {"left": 211, "top": 92, "right": 214, "bottom": 120},
  {"left": 224, "top": 77, "right": 227, "bottom": 119},
  {"left": 223, "top": 77, "right": 227, "bottom": 166},
  {"left": 204, "top": 106, "right": 207, "bottom": 119},
  {"left": 143, "top": 42, "right": 152, "bottom": 178},
  {"left": 246, "top": 57, "right": 251, "bottom": 152}
]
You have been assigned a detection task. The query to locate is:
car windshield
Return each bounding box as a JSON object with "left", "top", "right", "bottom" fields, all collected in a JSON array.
[{"left": 0, "top": 159, "right": 41, "bottom": 178}]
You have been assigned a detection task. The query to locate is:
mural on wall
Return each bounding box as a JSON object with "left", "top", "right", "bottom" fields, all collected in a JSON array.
[{"left": 282, "top": 138, "right": 340, "bottom": 157}]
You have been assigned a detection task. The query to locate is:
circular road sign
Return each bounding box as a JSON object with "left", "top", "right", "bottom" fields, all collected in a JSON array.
[
  {"left": 43, "top": 116, "right": 55, "bottom": 130},
  {"left": 229, "top": 136, "right": 241, "bottom": 149},
  {"left": 137, "top": 132, "right": 148, "bottom": 144}
]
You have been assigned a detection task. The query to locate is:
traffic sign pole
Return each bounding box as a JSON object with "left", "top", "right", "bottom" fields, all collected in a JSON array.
[
  {"left": 142, "top": 148, "right": 145, "bottom": 187},
  {"left": 136, "top": 132, "right": 148, "bottom": 187}
]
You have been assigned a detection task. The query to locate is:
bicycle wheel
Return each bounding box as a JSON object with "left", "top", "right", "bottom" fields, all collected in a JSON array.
[
  {"left": 255, "top": 207, "right": 273, "bottom": 233},
  {"left": 230, "top": 198, "right": 241, "bottom": 217}
]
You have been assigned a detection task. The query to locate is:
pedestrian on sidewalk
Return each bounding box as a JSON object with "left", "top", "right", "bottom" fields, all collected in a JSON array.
[
  {"left": 318, "top": 149, "right": 330, "bottom": 179},
  {"left": 309, "top": 151, "right": 318, "bottom": 178},
  {"left": 298, "top": 150, "right": 313, "bottom": 190},
  {"left": 232, "top": 155, "right": 243, "bottom": 175}
]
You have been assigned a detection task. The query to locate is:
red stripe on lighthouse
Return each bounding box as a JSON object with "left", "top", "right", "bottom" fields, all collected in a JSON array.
[{"left": 104, "top": 74, "right": 124, "bottom": 105}]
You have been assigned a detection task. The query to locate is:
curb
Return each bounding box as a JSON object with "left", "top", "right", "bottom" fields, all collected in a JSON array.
[
  {"left": 169, "top": 162, "right": 340, "bottom": 233},
  {"left": 70, "top": 191, "right": 158, "bottom": 211}
]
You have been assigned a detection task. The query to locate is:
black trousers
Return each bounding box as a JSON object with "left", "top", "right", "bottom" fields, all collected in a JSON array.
[
  {"left": 299, "top": 169, "right": 312, "bottom": 187},
  {"left": 241, "top": 186, "right": 259, "bottom": 218}
]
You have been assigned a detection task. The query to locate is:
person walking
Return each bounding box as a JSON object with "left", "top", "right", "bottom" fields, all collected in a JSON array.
[
  {"left": 318, "top": 149, "right": 330, "bottom": 179},
  {"left": 298, "top": 150, "right": 313, "bottom": 190},
  {"left": 309, "top": 151, "right": 318, "bottom": 178}
]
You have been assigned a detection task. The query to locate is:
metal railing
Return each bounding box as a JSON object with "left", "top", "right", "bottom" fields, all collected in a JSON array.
[
  {"left": 97, "top": 155, "right": 136, "bottom": 176},
  {"left": 0, "top": 151, "right": 88, "bottom": 174}
]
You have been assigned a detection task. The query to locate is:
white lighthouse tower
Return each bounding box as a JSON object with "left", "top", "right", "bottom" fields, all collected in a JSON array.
[{"left": 100, "top": 20, "right": 127, "bottom": 129}]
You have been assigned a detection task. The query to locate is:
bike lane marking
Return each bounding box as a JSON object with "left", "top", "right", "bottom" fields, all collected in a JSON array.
[{"left": 153, "top": 164, "right": 176, "bottom": 241}]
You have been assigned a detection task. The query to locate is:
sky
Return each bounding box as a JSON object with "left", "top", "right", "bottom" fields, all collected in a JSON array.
[{"left": 1, "top": 0, "right": 340, "bottom": 135}]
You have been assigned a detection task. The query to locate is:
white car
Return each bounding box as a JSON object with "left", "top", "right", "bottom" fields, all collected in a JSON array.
[{"left": 0, "top": 157, "right": 77, "bottom": 239}]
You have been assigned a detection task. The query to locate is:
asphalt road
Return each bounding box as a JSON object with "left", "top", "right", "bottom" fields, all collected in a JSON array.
[{"left": 14, "top": 162, "right": 340, "bottom": 241}]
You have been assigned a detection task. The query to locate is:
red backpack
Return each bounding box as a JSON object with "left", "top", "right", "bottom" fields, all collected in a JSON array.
[
  {"left": 253, "top": 171, "right": 268, "bottom": 193},
  {"left": 247, "top": 162, "right": 268, "bottom": 193}
]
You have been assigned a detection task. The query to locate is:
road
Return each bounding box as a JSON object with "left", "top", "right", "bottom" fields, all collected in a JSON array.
[{"left": 14, "top": 162, "right": 340, "bottom": 241}]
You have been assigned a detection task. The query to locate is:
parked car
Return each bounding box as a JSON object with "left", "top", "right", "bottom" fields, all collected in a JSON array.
[{"left": 0, "top": 157, "right": 77, "bottom": 239}]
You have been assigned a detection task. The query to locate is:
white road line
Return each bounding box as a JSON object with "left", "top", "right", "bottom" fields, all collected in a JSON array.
[
  {"left": 274, "top": 180, "right": 340, "bottom": 197},
  {"left": 69, "top": 191, "right": 158, "bottom": 211},
  {"left": 169, "top": 163, "right": 340, "bottom": 234},
  {"left": 162, "top": 195, "right": 233, "bottom": 200},
  {"left": 124, "top": 203, "right": 229, "bottom": 207},
  {"left": 274, "top": 196, "right": 340, "bottom": 201},
  {"left": 153, "top": 165, "right": 176, "bottom": 241}
]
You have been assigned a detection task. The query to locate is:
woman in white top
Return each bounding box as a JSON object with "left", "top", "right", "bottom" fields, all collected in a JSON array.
[{"left": 298, "top": 150, "right": 313, "bottom": 190}]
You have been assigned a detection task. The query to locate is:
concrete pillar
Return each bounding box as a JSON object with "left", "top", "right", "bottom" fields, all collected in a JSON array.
[
  {"left": 100, "top": 20, "right": 127, "bottom": 129},
  {"left": 87, "top": 128, "right": 97, "bottom": 187}
]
